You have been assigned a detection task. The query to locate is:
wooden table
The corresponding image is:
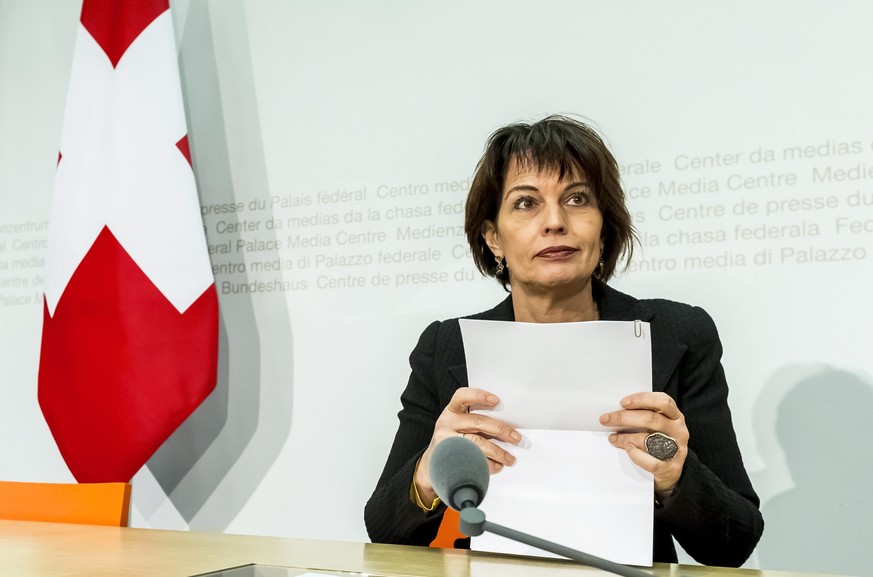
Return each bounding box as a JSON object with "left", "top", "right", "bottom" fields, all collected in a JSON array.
[{"left": 0, "top": 520, "right": 806, "bottom": 577}]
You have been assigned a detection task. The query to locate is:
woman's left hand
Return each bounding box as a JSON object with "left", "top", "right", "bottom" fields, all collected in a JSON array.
[{"left": 599, "top": 392, "right": 689, "bottom": 495}]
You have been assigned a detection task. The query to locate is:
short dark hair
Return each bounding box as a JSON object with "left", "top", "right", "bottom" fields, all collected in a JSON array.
[{"left": 464, "top": 114, "right": 636, "bottom": 288}]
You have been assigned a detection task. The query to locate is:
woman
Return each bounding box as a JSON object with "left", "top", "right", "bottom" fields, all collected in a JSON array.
[{"left": 365, "top": 115, "right": 764, "bottom": 567}]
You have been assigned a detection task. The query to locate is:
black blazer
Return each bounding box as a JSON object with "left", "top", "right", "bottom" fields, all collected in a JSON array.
[{"left": 365, "top": 281, "right": 763, "bottom": 567}]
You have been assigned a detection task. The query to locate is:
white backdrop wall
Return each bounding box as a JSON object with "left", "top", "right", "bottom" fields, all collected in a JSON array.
[{"left": 1, "top": 1, "right": 872, "bottom": 575}]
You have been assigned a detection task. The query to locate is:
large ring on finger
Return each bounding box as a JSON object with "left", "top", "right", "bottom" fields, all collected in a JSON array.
[{"left": 645, "top": 432, "right": 678, "bottom": 461}]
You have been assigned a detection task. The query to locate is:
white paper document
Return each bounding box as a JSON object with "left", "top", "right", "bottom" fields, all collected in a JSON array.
[{"left": 458, "top": 319, "right": 654, "bottom": 566}]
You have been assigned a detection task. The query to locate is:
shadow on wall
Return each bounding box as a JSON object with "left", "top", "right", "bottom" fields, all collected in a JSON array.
[
  {"left": 135, "top": 0, "right": 295, "bottom": 530},
  {"left": 753, "top": 365, "right": 873, "bottom": 577}
]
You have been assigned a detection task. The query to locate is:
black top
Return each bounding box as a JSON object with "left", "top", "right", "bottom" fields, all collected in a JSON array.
[{"left": 365, "top": 281, "right": 764, "bottom": 567}]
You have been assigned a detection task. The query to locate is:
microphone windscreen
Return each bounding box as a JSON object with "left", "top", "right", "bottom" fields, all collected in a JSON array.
[{"left": 430, "top": 436, "right": 490, "bottom": 510}]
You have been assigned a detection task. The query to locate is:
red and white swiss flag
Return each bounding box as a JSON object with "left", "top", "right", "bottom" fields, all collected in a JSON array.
[{"left": 38, "top": 0, "right": 218, "bottom": 483}]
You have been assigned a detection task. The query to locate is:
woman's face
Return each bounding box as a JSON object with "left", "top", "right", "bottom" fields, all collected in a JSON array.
[{"left": 483, "top": 158, "right": 603, "bottom": 294}]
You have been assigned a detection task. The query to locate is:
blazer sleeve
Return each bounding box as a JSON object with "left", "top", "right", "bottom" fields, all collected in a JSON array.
[
  {"left": 655, "top": 306, "right": 764, "bottom": 567},
  {"left": 364, "top": 320, "right": 448, "bottom": 545}
]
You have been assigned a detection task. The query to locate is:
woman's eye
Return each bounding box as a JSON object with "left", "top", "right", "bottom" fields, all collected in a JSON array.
[
  {"left": 567, "top": 192, "right": 589, "bottom": 206},
  {"left": 512, "top": 196, "right": 535, "bottom": 210}
]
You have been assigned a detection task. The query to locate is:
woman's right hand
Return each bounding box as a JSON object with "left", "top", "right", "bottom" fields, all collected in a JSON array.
[{"left": 414, "top": 387, "right": 521, "bottom": 504}]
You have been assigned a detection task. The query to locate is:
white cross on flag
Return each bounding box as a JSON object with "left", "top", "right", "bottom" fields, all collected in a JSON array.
[{"left": 38, "top": 0, "right": 218, "bottom": 482}]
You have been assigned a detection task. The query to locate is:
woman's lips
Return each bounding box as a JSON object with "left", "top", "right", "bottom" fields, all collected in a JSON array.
[{"left": 536, "top": 246, "right": 577, "bottom": 258}]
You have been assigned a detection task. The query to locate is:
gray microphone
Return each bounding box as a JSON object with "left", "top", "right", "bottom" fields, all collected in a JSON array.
[{"left": 430, "top": 436, "right": 489, "bottom": 510}]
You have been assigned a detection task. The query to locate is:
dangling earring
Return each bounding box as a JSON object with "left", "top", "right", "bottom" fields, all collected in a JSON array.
[
  {"left": 495, "top": 256, "right": 505, "bottom": 276},
  {"left": 594, "top": 243, "right": 605, "bottom": 279}
]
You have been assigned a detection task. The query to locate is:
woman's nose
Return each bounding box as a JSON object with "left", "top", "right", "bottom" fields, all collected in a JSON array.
[{"left": 543, "top": 203, "right": 567, "bottom": 234}]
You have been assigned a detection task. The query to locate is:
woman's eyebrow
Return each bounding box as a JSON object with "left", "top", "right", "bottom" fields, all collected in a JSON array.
[
  {"left": 503, "top": 179, "right": 591, "bottom": 200},
  {"left": 504, "top": 184, "right": 539, "bottom": 198}
]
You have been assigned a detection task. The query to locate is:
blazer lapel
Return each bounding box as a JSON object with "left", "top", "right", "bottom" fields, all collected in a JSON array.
[
  {"left": 651, "top": 344, "right": 686, "bottom": 393},
  {"left": 448, "top": 364, "right": 468, "bottom": 388}
]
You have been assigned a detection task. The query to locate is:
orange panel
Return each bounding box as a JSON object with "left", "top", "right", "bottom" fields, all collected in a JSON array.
[
  {"left": 430, "top": 508, "right": 467, "bottom": 548},
  {"left": 0, "top": 481, "right": 131, "bottom": 527}
]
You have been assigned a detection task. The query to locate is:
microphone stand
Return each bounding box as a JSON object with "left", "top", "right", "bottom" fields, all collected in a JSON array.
[{"left": 459, "top": 506, "right": 653, "bottom": 577}]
